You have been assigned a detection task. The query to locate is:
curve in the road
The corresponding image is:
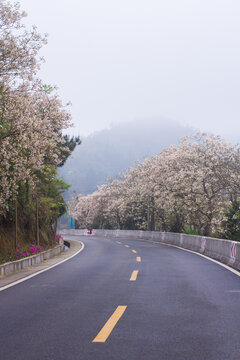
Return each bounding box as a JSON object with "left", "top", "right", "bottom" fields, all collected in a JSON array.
[{"left": 1, "top": 235, "right": 240, "bottom": 360}]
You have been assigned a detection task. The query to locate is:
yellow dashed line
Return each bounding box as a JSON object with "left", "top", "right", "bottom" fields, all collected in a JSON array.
[
  {"left": 92, "top": 306, "right": 127, "bottom": 343},
  {"left": 125, "top": 245, "right": 130, "bottom": 248},
  {"left": 130, "top": 270, "right": 139, "bottom": 281},
  {"left": 132, "top": 250, "right": 137, "bottom": 254},
  {"left": 136, "top": 256, "right": 141, "bottom": 262}
]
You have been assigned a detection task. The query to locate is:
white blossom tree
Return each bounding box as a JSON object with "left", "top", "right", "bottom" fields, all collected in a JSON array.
[
  {"left": 0, "top": 1, "right": 72, "bottom": 215},
  {"left": 72, "top": 133, "right": 240, "bottom": 237}
]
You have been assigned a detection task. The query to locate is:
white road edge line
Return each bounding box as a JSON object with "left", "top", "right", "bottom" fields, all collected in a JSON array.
[
  {"left": 150, "top": 240, "right": 240, "bottom": 277},
  {"left": 0, "top": 241, "right": 85, "bottom": 292}
]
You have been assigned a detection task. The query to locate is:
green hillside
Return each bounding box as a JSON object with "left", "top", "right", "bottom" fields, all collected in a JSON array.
[{"left": 59, "top": 118, "right": 193, "bottom": 199}]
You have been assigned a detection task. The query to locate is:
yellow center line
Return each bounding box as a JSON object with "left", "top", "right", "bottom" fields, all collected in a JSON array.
[
  {"left": 0, "top": 276, "right": 5, "bottom": 279},
  {"left": 132, "top": 249, "right": 137, "bottom": 253},
  {"left": 129, "top": 270, "right": 139, "bottom": 281},
  {"left": 125, "top": 245, "right": 130, "bottom": 248},
  {"left": 136, "top": 256, "right": 141, "bottom": 262},
  {"left": 116, "top": 241, "right": 122, "bottom": 245},
  {"left": 92, "top": 306, "right": 127, "bottom": 343}
]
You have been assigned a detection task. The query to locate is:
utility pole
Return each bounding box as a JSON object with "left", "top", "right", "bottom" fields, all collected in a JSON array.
[
  {"left": 15, "top": 197, "right": 18, "bottom": 250},
  {"left": 36, "top": 197, "right": 39, "bottom": 246}
]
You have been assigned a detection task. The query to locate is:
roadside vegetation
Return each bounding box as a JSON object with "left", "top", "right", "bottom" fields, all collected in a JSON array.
[
  {"left": 72, "top": 133, "right": 240, "bottom": 240},
  {"left": 0, "top": 1, "right": 80, "bottom": 263}
]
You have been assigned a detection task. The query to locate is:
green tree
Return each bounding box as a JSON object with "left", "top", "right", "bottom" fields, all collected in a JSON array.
[{"left": 222, "top": 199, "right": 240, "bottom": 241}]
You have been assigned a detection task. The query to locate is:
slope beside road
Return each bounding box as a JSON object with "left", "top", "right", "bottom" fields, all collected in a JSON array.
[{"left": 0, "top": 235, "right": 240, "bottom": 360}]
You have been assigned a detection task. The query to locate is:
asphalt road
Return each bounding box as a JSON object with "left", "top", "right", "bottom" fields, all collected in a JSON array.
[{"left": 1, "top": 235, "right": 240, "bottom": 360}]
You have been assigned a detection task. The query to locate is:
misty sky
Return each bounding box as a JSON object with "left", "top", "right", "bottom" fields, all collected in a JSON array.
[{"left": 17, "top": 0, "right": 240, "bottom": 139}]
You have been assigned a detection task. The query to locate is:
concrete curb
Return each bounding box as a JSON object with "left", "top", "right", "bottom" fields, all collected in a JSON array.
[
  {"left": 0, "top": 244, "right": 65, "bottom": 277},
  {"left": 60, "top": 229, "right": 240, "bottom": 272},
  {"left": 0, "top": 239, "right": 84, "bottom": 290}
]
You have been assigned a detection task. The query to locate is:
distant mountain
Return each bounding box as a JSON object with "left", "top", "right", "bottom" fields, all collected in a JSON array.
[{"left": 58, "top": 118, "right": 194, "bottom": 199}]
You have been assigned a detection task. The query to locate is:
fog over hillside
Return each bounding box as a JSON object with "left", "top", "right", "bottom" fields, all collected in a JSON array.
[{"left": 58, "top": 118, "right": 195, "bottom": 199}]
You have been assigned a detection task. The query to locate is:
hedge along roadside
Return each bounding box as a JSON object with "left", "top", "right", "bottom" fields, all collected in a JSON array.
[
  {"left": 0, "top": 243, "right": 64, "bottom": 277},
  {"left": 60, "top": 229, "right": 240, "bottom": 272}
]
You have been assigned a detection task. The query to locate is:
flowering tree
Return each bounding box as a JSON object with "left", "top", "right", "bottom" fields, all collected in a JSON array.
[
  {"left": 0, "top": 1, "right": 80, "bottom": 256},
  {"left": 156, "top": 133, "right": 240, "bottom": 235},
  {"left": 0, "top": 1, "right": 75, "bottom": 216},
  {"left": 0, "top": 1, "right": 46, "bottom": 83},
  {"left": 0, "top": 83, "right": 72, "bottom": 213},
  {"left": 72, "top": 133, "right": 240, "bottom": 238}
]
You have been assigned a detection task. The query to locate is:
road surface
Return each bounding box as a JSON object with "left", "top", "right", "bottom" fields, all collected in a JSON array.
[{"left": 1, "top": 235, "right": 240, "bottom": 360}]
